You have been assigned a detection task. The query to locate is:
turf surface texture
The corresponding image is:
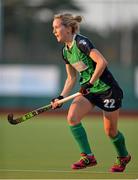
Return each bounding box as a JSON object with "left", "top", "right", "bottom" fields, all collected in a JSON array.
[{"left": 0, "top": 113, "right": 138, "bottom": 179}]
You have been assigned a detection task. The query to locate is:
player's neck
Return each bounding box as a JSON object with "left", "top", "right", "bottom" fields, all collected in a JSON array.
[{"left": 66, "top": 34, "right": 76, "bottom": 49}]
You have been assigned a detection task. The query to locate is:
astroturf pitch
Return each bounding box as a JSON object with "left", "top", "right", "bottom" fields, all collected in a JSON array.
[{"left": 0, "top": 113, "right": 138, "bottom": 179}]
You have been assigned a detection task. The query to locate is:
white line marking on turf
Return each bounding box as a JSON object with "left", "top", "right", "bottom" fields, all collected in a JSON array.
[
  {"left": 0, "top": 168, "right": 138, "bottom": 175},
  {"left": 0, "top": 169, "right": 105, "bottom": 173},
  {"left": 0, "top": 169, "right": 111, "bottom": 174}
]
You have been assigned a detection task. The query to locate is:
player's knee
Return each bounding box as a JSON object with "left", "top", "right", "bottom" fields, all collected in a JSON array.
[{"left": 67, "top": 113, "right": 80, "bottom": 126}]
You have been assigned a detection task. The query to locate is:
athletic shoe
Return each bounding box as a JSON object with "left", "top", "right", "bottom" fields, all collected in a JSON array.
[
  {"left": 110, "top": 155, "right": 131, "bottom": 172},
  {"left": 71, "top": 153, "right": 97, "bottom": 170}
]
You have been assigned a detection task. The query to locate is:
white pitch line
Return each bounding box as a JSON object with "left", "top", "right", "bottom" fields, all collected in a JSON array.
[
  {"left": 0, "top": 168, "right": 138, "bottom": 175},
  {"left": 0, "top": 169, "right": 105, "bottom": 173}
]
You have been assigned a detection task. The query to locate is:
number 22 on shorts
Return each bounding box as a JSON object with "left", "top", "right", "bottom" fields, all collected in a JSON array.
[{"left": 104, "top": 99, "right": 115, "bottom": 109}]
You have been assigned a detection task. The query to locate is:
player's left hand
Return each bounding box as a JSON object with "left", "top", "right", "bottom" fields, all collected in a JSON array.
[{"left": 79, "top": 82, "right": 93, "bottom": 95}]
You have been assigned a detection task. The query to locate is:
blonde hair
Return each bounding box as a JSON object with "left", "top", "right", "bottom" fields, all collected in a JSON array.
[{"left": 54, "top": 13, "right": 82, "bottom": 34}]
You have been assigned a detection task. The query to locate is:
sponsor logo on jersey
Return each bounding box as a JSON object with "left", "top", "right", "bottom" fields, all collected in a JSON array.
[{"left": 71, "top": 61, "right": 88, "bottom": 72}]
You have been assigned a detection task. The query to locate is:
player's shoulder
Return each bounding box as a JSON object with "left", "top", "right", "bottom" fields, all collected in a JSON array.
[
  {"left": 62, "top": 46, "right": 70, "bottom": 64},
  {"left": 62, "top": 45, "right": 67, "bottom": 54},
  {"left": 75, "top": 34, "right": 95, "bottom": 55},
  {"left": 75, "top": 34, "right": 90, "bottom": 44}
]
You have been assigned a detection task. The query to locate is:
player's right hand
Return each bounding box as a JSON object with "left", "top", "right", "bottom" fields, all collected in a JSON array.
[
  {"left": 79, "top": 82, "right": 93, "bottom": 95},
  {"left": 51, "top": 95, "right": 64, "bottom": 109}
]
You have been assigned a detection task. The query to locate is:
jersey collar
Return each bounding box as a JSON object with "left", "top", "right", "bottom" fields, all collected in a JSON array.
[{"left": 65, "top": 34, "right": 77, "bottom": 50}]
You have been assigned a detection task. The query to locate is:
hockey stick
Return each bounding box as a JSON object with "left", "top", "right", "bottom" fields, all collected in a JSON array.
[{"left": 7, "top": 92, "right": 81, "bottom": 125}]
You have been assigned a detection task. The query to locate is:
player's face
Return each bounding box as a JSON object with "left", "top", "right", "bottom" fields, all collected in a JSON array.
[{"left": 52, "top": 18, "right": 71, "bottom": 43}]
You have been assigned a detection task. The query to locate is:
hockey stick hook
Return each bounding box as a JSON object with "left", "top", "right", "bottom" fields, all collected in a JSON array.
[{"left": 8, "top": 113, "right": 20, "bottom": 125}]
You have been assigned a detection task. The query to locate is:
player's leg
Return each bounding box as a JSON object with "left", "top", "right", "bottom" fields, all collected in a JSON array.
[
  {"left": 103, "top": 109, "right": 131, "bottom": 172},
  {"left": 103, "top": 109, "right": 119, "bottom": 138},
  {"left": 67, "top": 95, "right": 97, "bottom": 169}
]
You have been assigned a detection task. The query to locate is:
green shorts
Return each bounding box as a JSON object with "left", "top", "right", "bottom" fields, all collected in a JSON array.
[{"left": 84, "top": 86, "right": 123, "bottom": 112}]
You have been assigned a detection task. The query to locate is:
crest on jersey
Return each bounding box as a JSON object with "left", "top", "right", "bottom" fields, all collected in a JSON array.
[{"left": 79, "top": 39, "right": 87, "bottom": 45}]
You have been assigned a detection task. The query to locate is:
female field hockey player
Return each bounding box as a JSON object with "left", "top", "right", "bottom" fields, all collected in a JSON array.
[{"left": 51, "top": 13, "right": 131, "bottom": 172}]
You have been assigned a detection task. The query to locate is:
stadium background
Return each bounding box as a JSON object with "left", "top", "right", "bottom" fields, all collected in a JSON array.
[{"left": 0, "top": 0, "right": 138, "bottom": 111}]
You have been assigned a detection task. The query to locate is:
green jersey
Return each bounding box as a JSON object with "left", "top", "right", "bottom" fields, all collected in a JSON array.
[{"left": 62, "top": 34, "right": 120, "bottom": 93}]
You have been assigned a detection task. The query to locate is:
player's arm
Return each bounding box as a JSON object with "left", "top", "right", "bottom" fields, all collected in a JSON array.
[
  {"left": 76, "top": 36, "right": 107, "bottom": 86},
  {"left": 51, "top": 64, "right": 77, "bottom": 109},
  {"left": 89, "top": 49, "right": 108, "bottom": 85},
  {"left": 60, "top": 64, "right": 77, "bottom": 97},
  {"left": 79, "top": 49, "right": 108, "bottom": 94}
]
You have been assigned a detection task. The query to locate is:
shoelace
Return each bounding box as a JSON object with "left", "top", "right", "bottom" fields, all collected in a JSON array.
[
  {"left": 114, "top": 157, "right": 126, "bottom": 167},
  {"left": 114, "top": 157, "right": 121, "bottom": 166},
  {"left": 80, "top": 156, "right": 90, "bottom": 164}
]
